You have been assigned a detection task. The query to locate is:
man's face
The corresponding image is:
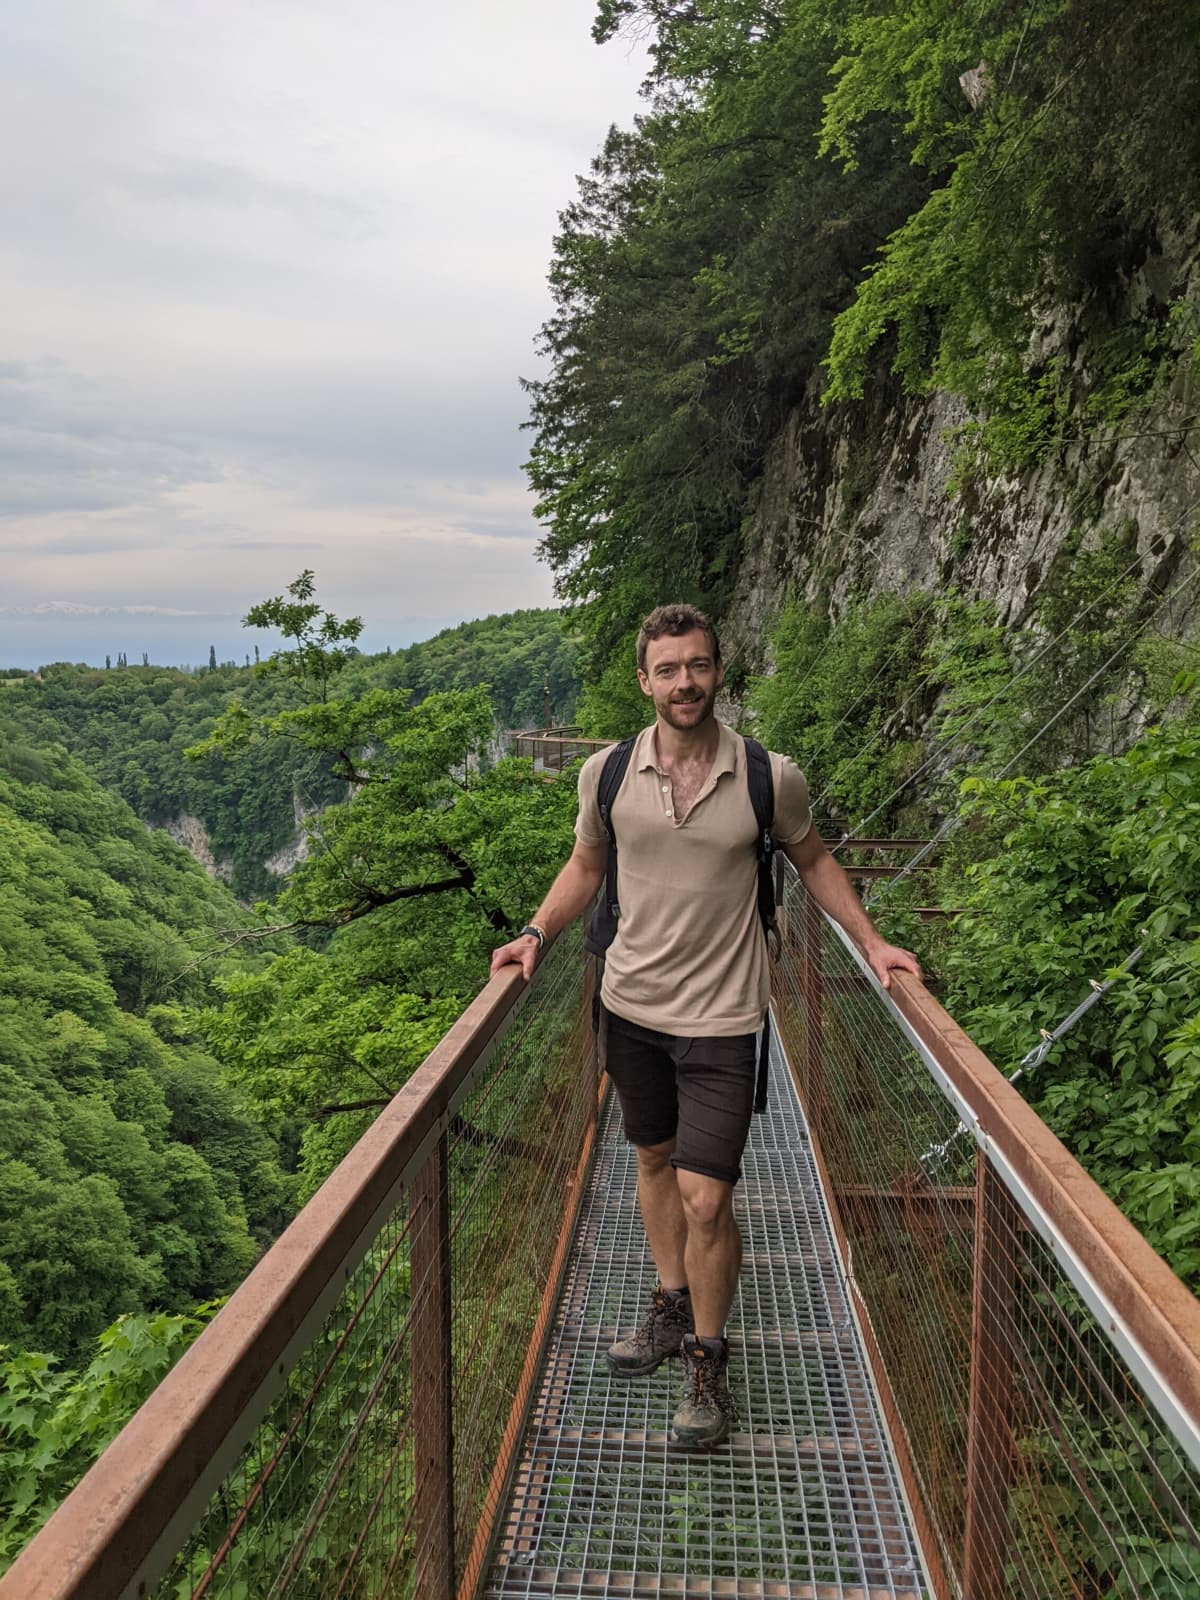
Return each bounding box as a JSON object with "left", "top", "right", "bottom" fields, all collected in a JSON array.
[{"left": 638, "top": 628, "right": 724, "bottom": 732}]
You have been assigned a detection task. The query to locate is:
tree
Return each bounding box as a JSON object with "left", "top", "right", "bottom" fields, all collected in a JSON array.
[
  {"left": 188, "top": 576, "right": 581, "bottom": 1189},
  {"left": 0, "top": 724, "right": 292, "bottom": 1360},
  {"left": 923, "top": 724, "right": 1200, "bottom": 1288},
  {"left": 527, "top": 1, "right": 926, "bottom": 681},
  {"left": 0, "top": 1307, "right": 214, "bottom": 1565},
  {"left": 818, "top": 0, "right": 1200, "bottom": 468}
]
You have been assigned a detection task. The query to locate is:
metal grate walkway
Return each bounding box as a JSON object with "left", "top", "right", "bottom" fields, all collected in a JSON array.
[{"left": 483, "top": 1024, "right": 931, "bottom": 1598}]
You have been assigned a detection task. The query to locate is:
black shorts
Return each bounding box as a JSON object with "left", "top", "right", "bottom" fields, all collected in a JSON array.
[{"left": 602, "top": 1007, "right": 758, "bottom": 1186}]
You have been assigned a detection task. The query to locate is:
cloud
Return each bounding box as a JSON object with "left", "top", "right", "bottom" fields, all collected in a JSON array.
[
  {"left": 113, "top": 158, "right": 375, "bottom": 237},
  {"left": 0, "top": 1, "right": 647, "bottom": 651},
  {"left": 214, "top": 539, "right": 323, "bottom": 552},
  {"left": 0, "top": 601, "right": 230, "bottom": 619},
  {"left": 0, "top": 359, "right": 222, "bottom": 524}
]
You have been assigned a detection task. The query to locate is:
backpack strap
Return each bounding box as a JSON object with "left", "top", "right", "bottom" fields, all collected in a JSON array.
[
  {"left": 742, "top": 736, "right": 777, "bottom": 1113},
  {"left": 584, "top": 735, "right": 636, "bottom": 965}
]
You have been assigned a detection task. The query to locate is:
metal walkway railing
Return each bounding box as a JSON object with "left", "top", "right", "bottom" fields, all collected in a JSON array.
[
  {"left": 511, "top": 730, "right": 611, "bottom": 772},
  {"left": 772, "top": 870, "right": 1200, "bottom": 1598},
  {"left": 4, "top": 868, "right": 1199, "bottom": 1599},
  {"left": 482, "top": 1034, "right": 927, "bottom": 1597}
]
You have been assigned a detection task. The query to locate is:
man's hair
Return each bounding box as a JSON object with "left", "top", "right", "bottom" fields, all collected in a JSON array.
[{"left": 636, "top": 603, "right": 721, "bottom": 672}]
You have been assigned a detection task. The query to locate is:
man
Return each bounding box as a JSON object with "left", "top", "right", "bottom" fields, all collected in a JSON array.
[{"left": 490, "top": 603, "right": 920, "bottom": 1448}]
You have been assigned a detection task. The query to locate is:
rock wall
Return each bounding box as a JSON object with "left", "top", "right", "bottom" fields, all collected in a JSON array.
[
  {"left": 264, "top": 784, "right": 324, "bottom": 878},
  {"left": 724, "top": 229, "right": 1200, "bottom": 715},
  {"left": 159, "top": 812, "right": 234, "bottom": 885}
]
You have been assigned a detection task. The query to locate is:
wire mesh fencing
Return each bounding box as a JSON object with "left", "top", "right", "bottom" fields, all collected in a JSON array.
[
  {"left": 481, "top": 1058, "right": 930, "bottom": 1598},
  {"left": 143, "top": 921, "right": 597, "bottom": 1600},
  {"left": 773, "top": 867, "right": 1200, "bottom": 1599}
]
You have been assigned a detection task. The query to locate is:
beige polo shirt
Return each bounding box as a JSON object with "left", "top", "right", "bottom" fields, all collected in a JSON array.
[{"left": 575, "top": 721, "right": 812, "bottom": 1036}]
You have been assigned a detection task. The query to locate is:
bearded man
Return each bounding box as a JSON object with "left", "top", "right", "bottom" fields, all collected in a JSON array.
[{"left": 491, "top": 603, "right": 920, "bottom": 1447}]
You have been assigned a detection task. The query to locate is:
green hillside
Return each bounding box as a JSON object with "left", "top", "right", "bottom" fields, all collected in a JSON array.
[
  {"left": 5, "top": 609, "right": 581, "bottom": 900},
  {"left": 0, "top": 725, "right": 292, "bottom": 1363}
]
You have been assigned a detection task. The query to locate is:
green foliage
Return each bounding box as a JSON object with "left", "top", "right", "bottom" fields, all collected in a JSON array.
[
  {"left": 0, "top": 729, "right": 291, "bottom": 1361},
  {"left": 4, "top": 663, "right": 345, "bottom": 901},
  {"left": 244, "top": 570, "right": 365, "bottom": 702},
  {"left": 575, "top": 630, "right": 654, "bottom": 738},
  {"left": 0, "top": 587, "right": 586, "bottom": 1563},
  {"left": 749, "top": 593, "right": 933, "bottom": 830},
  {"left": 4, "top": 610, "right": 580, "bottom": 900},
  {"left": 197, "top": 951, "right": 460, "bottom": 1202},
  {"left": 190, "top": 578, "right": 581, "bottom": 1194},
  {"left": 820, "top": 0, "right": 1200, "bottom": 468},
  {"left": 922, "top": 533, "right": 1162, "bottom": 776},
  {"left": 0, "top": 1308, "right": 214, "bottom": 1563},
  {"left": 920, "top": 725, "right": 1200, "bottom": 1286},
  {"left": 535, "top": 0, "right": 1198, "bottom": 687},
  {"left": 349, "top": 608, "right": 581, "bottom": 731},
  {"left": 530, "top": 1, "right": 926, "bottom": 676},
  {"left": 751, "top": 584, "right": 1200, "bottom": 1286}
]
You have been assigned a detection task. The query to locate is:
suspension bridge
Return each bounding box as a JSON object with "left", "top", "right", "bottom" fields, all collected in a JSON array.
[{"left": 4, "top": 784, "right": 1199, "bottom": 1598}]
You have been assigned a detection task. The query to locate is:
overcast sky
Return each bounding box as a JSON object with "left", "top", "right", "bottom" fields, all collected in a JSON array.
[{"left": 0, "top": 1, "right": 647, "bottom": 668}]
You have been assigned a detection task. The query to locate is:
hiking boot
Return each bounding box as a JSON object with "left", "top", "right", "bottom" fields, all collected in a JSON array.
[
  {"left": 673, "top": 1336, "right": 735, "bottom": 1448},
  {"left": 606, "top": 1285, "right": 693, "bottom": 1376}
]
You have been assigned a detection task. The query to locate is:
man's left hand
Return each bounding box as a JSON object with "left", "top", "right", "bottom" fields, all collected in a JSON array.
[{"left": 864, "top": 941, "right": 923, "bottom": 991}]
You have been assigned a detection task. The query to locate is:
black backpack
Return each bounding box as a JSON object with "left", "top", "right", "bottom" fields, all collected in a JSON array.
[{"left": 585, "top": 734, "right": 778, "bottom": 1112}]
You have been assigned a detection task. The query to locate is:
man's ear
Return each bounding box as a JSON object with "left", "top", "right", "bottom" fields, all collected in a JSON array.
[
  {"left": 716, "top": 661, "right": 726, "bottom": 689},
  {"left": 637, "top": 669, "right": 652, "bottom": 698}
]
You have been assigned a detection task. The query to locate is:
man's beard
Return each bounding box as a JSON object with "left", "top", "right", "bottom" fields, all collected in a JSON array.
[{"left": 658, "top": 684, "right": 717, "bottom": 730}]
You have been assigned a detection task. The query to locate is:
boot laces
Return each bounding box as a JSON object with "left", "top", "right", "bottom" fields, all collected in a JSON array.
[
  {"left": 636, "top": 1290, "right": 669, "bottom": 1344},
  {"left": 641, "top": 1287, "right": 688, "bottom": 1340},
  {"left": 684, "top": 1343, "right": 736, "bottom": 1419}
]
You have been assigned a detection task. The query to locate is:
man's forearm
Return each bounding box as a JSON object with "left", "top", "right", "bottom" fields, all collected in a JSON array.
[{"left": 531, "top": 854, "right": 605, "bottom": 940}]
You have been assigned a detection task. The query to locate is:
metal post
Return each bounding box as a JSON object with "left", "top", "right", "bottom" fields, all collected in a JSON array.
[
  {"left": 773, "top": 850, "right": 787, "bottom": 938},
  {"left": 411, "top": 1137, "right": 455, "bottom": 1600},
  {"left": 584, "top": 953, "right": 601, "bottom": 1124},
  {"left": 963, "top": 1152, "right": 1018, "bottom": 1599},
  {"left": 801, "top": 894, "right": 825, "bottom": 1136}
]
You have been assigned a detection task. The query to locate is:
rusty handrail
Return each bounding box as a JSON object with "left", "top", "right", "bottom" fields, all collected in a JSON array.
[
  {"left": 888, "top": 969, "right": 1200, "bottom": 1462},
  {"left": 806, "top": 886, "right": 1200, "bottom": 1466},
  {"left": 0, "top": 964, "right": 532, "bottom": 1600},
  {"left": 775, "top": 870, "right": 1200, "bottom": 1595}
]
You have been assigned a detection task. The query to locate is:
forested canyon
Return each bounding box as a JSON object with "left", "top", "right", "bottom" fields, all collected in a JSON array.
[{"left": 3, "top": 0, "right": 1200, "bottom": 1572}]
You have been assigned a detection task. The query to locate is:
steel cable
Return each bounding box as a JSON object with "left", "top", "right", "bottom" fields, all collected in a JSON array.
[
  {"left": 869, "top": 559, "right": 1200, "bottom": 903},
  {"left": 834, "top": 544, "right": 1151, "bottom": 852}
]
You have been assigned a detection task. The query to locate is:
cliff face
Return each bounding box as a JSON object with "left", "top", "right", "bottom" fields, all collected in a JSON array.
[
  {"left": 725, "top": 228, "right": 1200, "bottom": 713},
  {"left": 159, "top": 784, "right": 321, "bottom": 893},
  {"left": 160, "top": 812, "right": 234, "bottom": 885}
]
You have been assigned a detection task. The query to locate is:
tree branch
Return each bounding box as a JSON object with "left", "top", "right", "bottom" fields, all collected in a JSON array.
[{"left": 317, "top": 1097, "right": 392, "bottom": 1117}]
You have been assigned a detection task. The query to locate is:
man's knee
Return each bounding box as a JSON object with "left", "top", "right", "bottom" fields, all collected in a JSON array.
[
  {"left": 635, "top": 1137, "right": 676, "bottom": 1178},
  {"left": 676, "top": 1169, "right": 733, "bottom": 1232}
]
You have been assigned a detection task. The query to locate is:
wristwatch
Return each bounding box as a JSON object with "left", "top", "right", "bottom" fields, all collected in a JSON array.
[{"left": 518, "top": 923, "right": 547, "bottom": 950}]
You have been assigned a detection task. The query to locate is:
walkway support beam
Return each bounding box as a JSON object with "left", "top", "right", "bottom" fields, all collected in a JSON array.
[
  {"left": 412, "top": 1133, "right": 454, "bottom": 1600},
  {"left": 962, "top": 1153, "right": 1018, "bottom": 1600}
]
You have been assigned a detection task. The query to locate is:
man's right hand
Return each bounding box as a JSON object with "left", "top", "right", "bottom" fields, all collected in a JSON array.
[
  {"left": 489, "top": 840, "right": 606, "bottom": 984},
  {"left": 490, "top": 933, "right": 542, "bottom": 982}
]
